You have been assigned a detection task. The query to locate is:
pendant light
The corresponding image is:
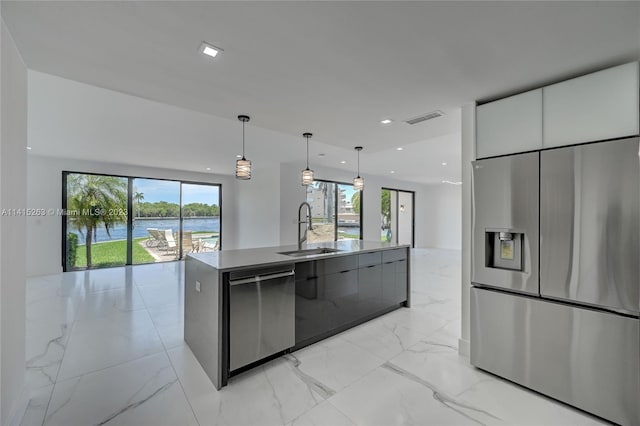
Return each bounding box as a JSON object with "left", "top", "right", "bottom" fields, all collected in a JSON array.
[
  {"left": 301, "top": 132, "right": 314, "bottom": 185},
  {"left": 353, "top": 146, "right": 364, "bottom": 190},
  {"left": 235, "top": 115, "right": 251, "bottom": 180}
]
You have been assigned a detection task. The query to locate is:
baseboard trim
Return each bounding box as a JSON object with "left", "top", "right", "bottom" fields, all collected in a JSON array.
[
  {"left": 7, "top": 385, "right": 30, "bottom": 426},
  {"left": 458, "top": 338, "right": 470, "bottom": 358}
]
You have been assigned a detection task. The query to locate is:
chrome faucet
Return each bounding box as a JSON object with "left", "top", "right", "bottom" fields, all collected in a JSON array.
[{"left": 298, "top": 202, "right": 313, "bottom": 250}]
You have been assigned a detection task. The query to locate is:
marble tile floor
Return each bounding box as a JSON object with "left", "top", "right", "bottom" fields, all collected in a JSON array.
[{"left": 21, "top": 249, "right": 606, "bottom": 426}]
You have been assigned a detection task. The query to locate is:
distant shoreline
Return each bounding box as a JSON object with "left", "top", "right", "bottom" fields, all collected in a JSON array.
[{"left": 133, "top": 216, "right": 220, "bottom": 220}]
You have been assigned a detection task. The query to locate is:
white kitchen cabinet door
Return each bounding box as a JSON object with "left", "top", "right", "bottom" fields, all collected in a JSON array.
[
  {"left": 476, "top": 89, "right": 542, "bottom": 159},
  {"left": 543, "top": 62, "right": 639, "bottom": 148}
]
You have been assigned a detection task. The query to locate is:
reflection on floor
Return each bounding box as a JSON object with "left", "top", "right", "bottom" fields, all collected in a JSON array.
[{"left": 22, "top": 248, "right": 605, "bottom": 426}]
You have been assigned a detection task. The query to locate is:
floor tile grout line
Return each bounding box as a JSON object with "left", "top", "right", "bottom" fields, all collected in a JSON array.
[
  {"left": 133, "top": 272, "right": 179, "bottom": 353},
  {"left": 164, "top": 349, "right": 202, "bottom": 426},
  {"left": 324, "top": 399, "right": 359, "bottom": 426},
  {"left": 34, "top": 280, "right": 82, "bottom": 425},
  {"left": 47, "top": 348, "right": 170, "bottom": 388},
  {"left": 134, "top": 264, "right": 201, "bottom": 426},
  {"left": 48, "top": 282, "right": 165, "bottom": 385}
]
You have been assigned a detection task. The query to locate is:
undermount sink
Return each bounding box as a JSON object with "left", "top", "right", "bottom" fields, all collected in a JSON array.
[{"left": 278, "top": 248, "right": 343, "bottom": 257}]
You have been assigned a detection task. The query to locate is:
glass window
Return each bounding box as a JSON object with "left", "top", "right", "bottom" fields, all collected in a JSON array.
[
  {"left": 63, "top": 172, "right": 222, "bottom": 271},
  {"left": 306, "top": 180, "right": 362, "bottom": 242},
  {"left": 132, "top": 178, "right": 180, "bottom": 264},
  {"left": 381, "top": 188, "right": 414, "bottom": 247},
  {"left": 65, "top": 173, "right": 129, "bottom": 269}
]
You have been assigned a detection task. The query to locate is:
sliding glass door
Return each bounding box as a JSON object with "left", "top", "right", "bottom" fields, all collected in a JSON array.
[
  {"left": 337, "top": 183, "right": 361, "bottom": 240},
  {"left": 180, "top": 183, "right": 221, "bottom": 257},
  {"left": 63, "top": 172, "right": 221, "bottom": 271},
  {"left": 381, "top": 188, "right": 414, "bottom": 247},
  {"left": 132, "top": 178, "right": 180, "bottom": 264},
  {"left": 64, "top": 173, "right": 129, "bottom": 269},
  {"left": 307, "top": 180, "right": 362, "bottom": 242}
]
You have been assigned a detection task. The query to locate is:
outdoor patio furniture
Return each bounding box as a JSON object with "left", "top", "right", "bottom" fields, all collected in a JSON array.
[
  {"left": 163, "top": 229, "right": 177, "bottom": 256},
  {"left": 145, "top": 228, "right": 164, "bottom": 248},
  {"left": 176, "top": 230, "right": 198, "bottom": 255},
  {"left": 200, "top": 238, "right": 219, "bottom": 252}
]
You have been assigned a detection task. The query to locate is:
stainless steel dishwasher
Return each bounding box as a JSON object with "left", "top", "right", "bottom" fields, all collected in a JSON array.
[{"left": 228, "top": 265, "right": 295, "bottom": 371}]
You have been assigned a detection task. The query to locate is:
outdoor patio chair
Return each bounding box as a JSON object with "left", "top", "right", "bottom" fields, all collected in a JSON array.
[
  {"left": 163, "top": 229, "right": 177, "bottom": 256},
  {"left": 176, "top": 230, "right": 198, "bottom": 256},
  {"left": 145, "top": 228, "right": 163, "bottom": 248},
  {"left": 200, "top": 238, "right": 219, "bottom": 252}
]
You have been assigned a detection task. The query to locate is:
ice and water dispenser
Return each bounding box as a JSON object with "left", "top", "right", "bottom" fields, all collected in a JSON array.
[{"left": 485, "top": 230, "right": 523, "bottom": 271}]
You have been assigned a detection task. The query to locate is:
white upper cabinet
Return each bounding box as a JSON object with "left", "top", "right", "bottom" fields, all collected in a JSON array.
[
  {"left": 476, "top": 89, "right": 543, "bottom": 159},
  {"left": 543, "top": 62, "right": 639, "bottom": 148}
]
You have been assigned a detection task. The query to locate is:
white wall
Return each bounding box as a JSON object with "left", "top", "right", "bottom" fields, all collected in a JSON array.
[
  {"left": 1, "top": 17, "right": 28, "bottom": 424},
  {"left": 234, "top": 162, "right": 280, "bottom": 249},
  {"left": 422, "top": 184, "right": 462, "bottom": 250},
  {"left": 459, "top": 103, "right": 476, "bottom": 357},
  {"left": 26, "top": 155, "right": 282, "bottom": 276}
]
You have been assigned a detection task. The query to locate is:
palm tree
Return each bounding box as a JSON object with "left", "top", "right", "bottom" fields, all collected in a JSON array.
[
  {"left": 134, "top": 191, "right": 144, "bottom": 217},
  {"left": 67, "top": 174, "right": 127, "bottom": 268}
]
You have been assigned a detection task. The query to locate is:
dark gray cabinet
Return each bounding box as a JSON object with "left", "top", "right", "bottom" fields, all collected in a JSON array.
[
  {"left": 294, "top": 256, "right": 358, "bottom": 344},
  {"left": 382, "top": 249, "right": 408, "bottom": 305},
  {"left": 295, "top": 249, "right": 408, "bottom": 346},
  {"left": 357, "top": 252, "right": 383, "bottom": 317},
  {"left": 322, "top": 269, "right": 359, "bottom": 329},
  {"left": 294, "top": 261, "right": 325, "bottom": 343}
]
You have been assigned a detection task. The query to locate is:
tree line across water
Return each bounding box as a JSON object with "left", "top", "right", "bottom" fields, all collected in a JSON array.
[{"left": 135, "top": 201, "right": 220, "bottom": 218}]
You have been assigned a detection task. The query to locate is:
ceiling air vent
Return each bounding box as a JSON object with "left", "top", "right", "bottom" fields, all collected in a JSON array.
[{"left": 404, "top": 110, "right": 444, "bottom": 125}]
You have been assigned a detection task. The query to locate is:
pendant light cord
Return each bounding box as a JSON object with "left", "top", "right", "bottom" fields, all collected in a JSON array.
[
  {"left": 242, "top": 121, "right": 246, "bottom": 159},
  {"left": 357, "top": 149, "right": 360, "bottom": 177},
  {"left": 306, "top": 135, "right": 310, "bottom": 169}
]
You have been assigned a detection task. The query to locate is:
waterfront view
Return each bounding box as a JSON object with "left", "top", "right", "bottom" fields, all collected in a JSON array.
[
  {"left": 65, "top": 172, "right": 221, "bottom": 270},
  {"left": 70, "top": 217, "right": 221, "bottom": 244}
]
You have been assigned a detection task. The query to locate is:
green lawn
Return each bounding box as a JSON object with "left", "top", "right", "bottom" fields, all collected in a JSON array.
[
  {"left": 75, "top": 237, "right": 154, "bottom": 268},
  {"left": 338, "top": 232, "right": 360, "bottom": 239}
]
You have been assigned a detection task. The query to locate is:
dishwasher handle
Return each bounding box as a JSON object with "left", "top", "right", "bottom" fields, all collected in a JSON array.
[{"left": 229, "top": 270, "right": 294, "bottom": 286}]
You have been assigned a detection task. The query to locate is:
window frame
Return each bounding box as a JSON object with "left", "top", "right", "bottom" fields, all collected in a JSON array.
[
  {"left": 307, "top": 178, "right": 363, "bottom": 241},
  {"left": 62, "top": 170, "right": 222, "bottom": 271}
]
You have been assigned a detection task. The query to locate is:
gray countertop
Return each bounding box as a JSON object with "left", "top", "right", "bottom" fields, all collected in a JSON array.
[{"left": 187, "top": 240, "right": 410, "bottom": 271}]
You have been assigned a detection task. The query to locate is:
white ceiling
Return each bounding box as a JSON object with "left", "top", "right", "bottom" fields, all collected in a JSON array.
[
  {"left": 27, "top": 71, "right": 462, "bottom": 184},
  {"left": 3, "top": 1, "right": 640, "bottom": 183}
]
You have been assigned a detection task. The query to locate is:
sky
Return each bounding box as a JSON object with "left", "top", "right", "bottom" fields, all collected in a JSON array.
[{"left": 134, "top": 179, "right": 220, "bottom": 205}]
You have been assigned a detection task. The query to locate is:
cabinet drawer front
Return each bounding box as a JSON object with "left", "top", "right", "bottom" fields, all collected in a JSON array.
[
  {"left": 358, "top": 252, "right": 382, "bottom": 268},
  {"left": 382, "top": 248, "right": 407, "bottom": 263},
  {"left": 318, "top": 255, "right": 358, "bottom": 275}
]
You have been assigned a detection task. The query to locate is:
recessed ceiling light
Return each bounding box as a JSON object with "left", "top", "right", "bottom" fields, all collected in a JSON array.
[
  {"left": 26, "top": 146, "right": 32, "bottom": 150},
  {"left": 236, "top": 154, "right": 242, "bottom": 158},
  {"left": 442, "top": 180, "right": 462, "bottom": 185},
  {"left": 340, "top": 160, "right": 347, "bottom": 164},
  {"left": 380, "top": 119, "right": 393, "bottom": 124},
  {"left": 396, "top": 147, "right": 403, "bottom": 151},
  {"left": 390, "top": 170, "right": 395, "bottom": 174},
  {"left": 441, "top": 162, "right": 447, "bottom": 166},
  {"left": 200, "top": 42, "right": 223, "bottom": 59},
  {"left": 206, "top": 167, "right": 211, "bottom": 171}
]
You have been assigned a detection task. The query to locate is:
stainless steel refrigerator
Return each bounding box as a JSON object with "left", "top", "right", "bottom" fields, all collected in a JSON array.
[{"left": 471, "top": 137, "right": 639, "bottom": 426}]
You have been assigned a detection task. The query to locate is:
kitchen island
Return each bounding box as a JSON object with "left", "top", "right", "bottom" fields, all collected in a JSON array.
[{"left": 184, "top": 240, "right": 410, "bottom": 389}]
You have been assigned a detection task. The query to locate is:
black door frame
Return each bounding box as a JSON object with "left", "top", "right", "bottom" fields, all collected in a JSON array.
[{"left": 381, "top": 187, "right": 415, "bottom": 248}]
